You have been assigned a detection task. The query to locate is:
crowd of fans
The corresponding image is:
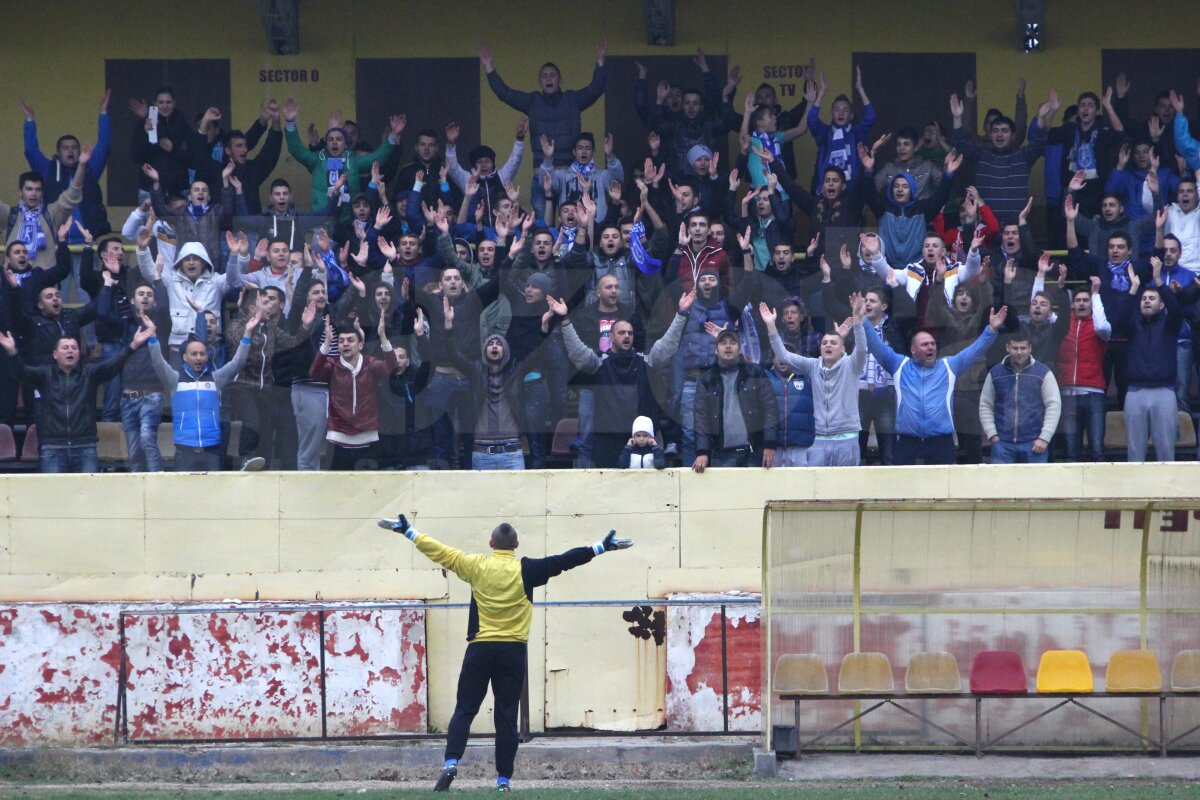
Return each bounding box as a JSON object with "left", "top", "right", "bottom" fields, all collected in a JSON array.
[{"left": 2, "top": 44, "right": 1200, "bottom": 473}]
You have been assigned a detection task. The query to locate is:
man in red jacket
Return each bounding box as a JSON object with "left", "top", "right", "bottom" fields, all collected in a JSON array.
[
  {"left": 670, "top": 211, "right": 729, "bottom": 293},
  {"left": 1056, "top": 276, "right": 1111, "bottom": 461},
  {"left": 309, "top": 315, "right": 403, "bottom": 470}
]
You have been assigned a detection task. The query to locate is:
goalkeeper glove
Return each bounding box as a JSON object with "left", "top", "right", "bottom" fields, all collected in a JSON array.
[
  {"left": 592, "top": 529, "right": 633, "bottom": 555},
  {"left": 378, "top": 513, "right": 418, "bottom": 541}
]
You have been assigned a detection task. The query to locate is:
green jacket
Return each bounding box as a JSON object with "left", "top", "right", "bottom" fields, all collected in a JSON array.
[{"left": 284, "top": 124, "right": 394, "bottom": 217}]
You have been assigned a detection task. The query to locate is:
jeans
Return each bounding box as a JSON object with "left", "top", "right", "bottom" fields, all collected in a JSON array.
[
  {"left": 522, "top": 375, "right": 549, "bottom": 469},
  {"left": 990, "top": 439, "right": 1049, "bottom": 464},
  {"left": 1061, "top": 392, "right": 1106, "bottom": 462},
  {"left": 1177, "top": 338, "right": 1194, "bottom": 412},
  {"left": 710, "top": 446, "right": 753, "bottom": 467},
  {"left": 680, "top": 378, "right": 698, "bottom": 467},
  {"left": 175, "top": 445, "right": 222, "bottom": 472},
  {"left": 894, "top": 434, "right": 957, "bottom": 465},
  {"left": 858, "top": 389, "right": 895, "bottom": 465},
  {"left": 425, "top": 372, "right": 474, "bottom": 469},
  {"left": 1125, "top": 386, "right": 1177, "bottom": 462},
  {"left": 40, "top": 443, "right": 99, "bottom": 473},
  {"left": 472, "top": 446, "right": 526, "bottom": 471},
  {"left": 573, "top": 389, "right": 595, "bottom": 467},
  {"left": 292, "top": 383, "right": 328, "bottom": 471},
  {"left": 99, "top": 342, "right": 124, "bottom": 422},
  {"left": 121, "top": 392, "right": 164, "bottom": 472}
]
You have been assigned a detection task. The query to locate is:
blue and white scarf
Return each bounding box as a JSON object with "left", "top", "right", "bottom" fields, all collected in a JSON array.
[
  {"left": 572, "top": 160, "right": 596, "bottom": 180},
  {"left": 18, "top": 207, "right": 45, "bottom": 252},
  {"left": 1105, "top": 258, "right": 1131, "bottom": 293},
  {"left": 187, "top": 202, "right": 210, "bottom": 220},
  {"left": 629, "top": 221, "right": 662, "bottom": 275},
  {"left": 1071, "top": 127, "right": 1099, "bottom": 180}
]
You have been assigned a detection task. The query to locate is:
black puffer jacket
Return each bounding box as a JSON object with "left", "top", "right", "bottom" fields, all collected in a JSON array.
[{"left": 8, "top": 348, "right": 131, "bottom": 445}]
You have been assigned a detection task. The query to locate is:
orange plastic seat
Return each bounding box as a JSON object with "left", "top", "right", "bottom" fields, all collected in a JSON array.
[
  {"left": 1036, "top": 650, "right": 1093, "bottom": 693},
  {"left": 838, "top": 652, "right": 894, "bottom": 693},
  {"left": 1105, "top": 650, "right": 1162, "bottom": 693},
  {"left": 905, "top": 652, "right": 961, "bottom": 693}
]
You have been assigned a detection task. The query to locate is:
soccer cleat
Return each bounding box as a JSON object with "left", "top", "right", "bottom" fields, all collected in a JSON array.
[
  {"left": 433, "top": 764, "right": 457, "bottom": 791},
  {"left": 497, "top": 785, "right": 510, "bottom": 793}
]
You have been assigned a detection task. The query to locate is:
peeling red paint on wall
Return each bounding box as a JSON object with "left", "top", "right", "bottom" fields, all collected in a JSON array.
[
  {"left": 665, "top": 594, "right": 762, "bottom": 732},
  {"left": 123, "top": 611, "right": 324, "bottom": 740},
  {"left": 323, "top": 608, "right": 427, "bottom": 737},
  {"left": 0, "top": 605, "right": 119, "bottom": 745}
]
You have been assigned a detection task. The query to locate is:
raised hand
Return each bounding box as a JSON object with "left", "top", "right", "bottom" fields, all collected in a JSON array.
[
  {"left": 131, "top": 317, "right": 157, "bottom": 349},
  {"left": 988, "top": 305, "right": 1008, "bottom": 332},
  {"left": 819, "top": 255, "right": 832, "bottom": 281},
  {"left": 283, "top": 97, "right": 299, "bottom": 123},
  {"left": 129, "top": 97, "right": 148, "bottom": 119},
  {"left": 547, "top": 295, "right": 568, "bottom": 317},
  {"left": 678, "top": 289, "right": 696, "bottom": 313},
  {"left": 693, "top": 47, "right": 709, "bottom": 73},
  {"left": 375, "top": 205, "right": 392, "bottom": 230},
  {"left": 141, "top": 163, "right": 160, "bottom": 184},
  {"left": 1067, "top": 169, "right": 1087, "bottom": 193},
  {"left": 1019, "top": 196, "right": 1034, "bottom": 225},
  {"left": 944, "top": 148, "right": 963, "bottom": 174},
  {"left": 703, "top": 321, "right": 728, "bottom": 339},
  {"left": 0, "top": 329, "right": 16, "bottom": 355},
  {"left": 949, "top": 93, "right": 964, "bottom": 119},
  {"left": 635, "top": 60, "right": 647, "bottom": 80},
  {"left": 539, "top": 134, "right": 555, "bottom": 162},
  {"left": 444, "top": 122, "right": 460, "bottom": 145},
  {"left": 389, "top": 114, "right": 407, "bottom": 137},
  {"left": 758, "top": 302, "right": 777, "bottom": 327},
  {"left": 656, "top": 80, "right": 671, "bottom": 105},
  {"left": 1063, "top": 193, "right": 1079, "bottom": 222},
  {"left": 1169, "top": 90, "right": 1185, "bottom": 115},
  {"left": 647, "top": 130, "right": 661, "bottom": 156},
  {"left": 596, "top": 39, "right": 607, "bottom": 65},
  {"left": 18, "top": 98, "right": 34, "bottom": 121}
]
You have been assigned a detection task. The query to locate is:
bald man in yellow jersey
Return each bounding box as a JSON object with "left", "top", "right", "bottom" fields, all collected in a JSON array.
[{"left": 380, "top": 513, "right": 633, "bottom": 793}]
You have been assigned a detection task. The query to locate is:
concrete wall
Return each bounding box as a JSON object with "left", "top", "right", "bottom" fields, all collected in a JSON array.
[
  {"left": 2, "top": 0, "right": 1197, "bottom": 218},
  {"left": 2, "top": 464, "right": 1200, "bottom": 744}
]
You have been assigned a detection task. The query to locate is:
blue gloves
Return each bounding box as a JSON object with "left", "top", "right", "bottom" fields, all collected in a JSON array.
[
  {"left": 592, "top": 529, "right": 633, "bottom": 555},
  {"left": 378, "top": 513, "right": 418, "bottom": 542}
]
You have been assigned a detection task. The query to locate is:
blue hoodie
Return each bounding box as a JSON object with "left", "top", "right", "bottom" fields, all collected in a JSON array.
[{"left": 869, "top": 168, "right": 956, "bottom": 266}]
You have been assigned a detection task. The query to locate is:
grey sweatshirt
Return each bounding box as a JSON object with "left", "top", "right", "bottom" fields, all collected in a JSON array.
[{"left": 768, "top": 323, "right": 866, "bottom": 436}]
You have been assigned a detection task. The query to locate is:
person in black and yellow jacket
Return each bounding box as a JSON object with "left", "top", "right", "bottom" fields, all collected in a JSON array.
[{"left": 379, "top": 513, "right": 632, "bottom": 793}]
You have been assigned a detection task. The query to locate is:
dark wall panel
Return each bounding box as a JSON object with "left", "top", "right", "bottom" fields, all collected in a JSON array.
[
  {"left": 105, "top": 59, "right": 231, "bottom": 206},
  {"left": 1101, "top": 48, "right": 1200, "bottom": 122}
]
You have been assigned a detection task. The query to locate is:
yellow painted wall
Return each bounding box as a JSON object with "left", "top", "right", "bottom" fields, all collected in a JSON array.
[
  {"left": 3, "top": 463, "right": 1200, "bottom": 731},
  {"left": 4, "top": 1, "right": 1197, "bottom": 220}
]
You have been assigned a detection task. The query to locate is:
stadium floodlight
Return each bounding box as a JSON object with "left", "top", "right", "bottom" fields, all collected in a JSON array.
[{"left": 1016, "top": 0, "right": 1044, "bottom": 52}]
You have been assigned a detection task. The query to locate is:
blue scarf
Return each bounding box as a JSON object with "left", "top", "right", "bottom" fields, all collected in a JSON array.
[
  {"left": 739, "top": 303, "right": 761, "bottom": 364},
  {"left": 572, "top": 160, "right": 596, "bottom": 179},
  {"left": 1106, "top": 258, "right": 1131, "bottom": 293},
  {"left": 1071, "top": 126, "right": 1099, "bottom": 180},
  {"left": 187, "top": 202, "right": 210, "bottom": 220},
  {"left": 629, "top": 221, "right": 662, "bottom": 275},
  {"left": 19, "top": 206, "right": 45, "bottom": 252},
  {"left": 318, "top": 248, "right": 350, "bottom": 304}
]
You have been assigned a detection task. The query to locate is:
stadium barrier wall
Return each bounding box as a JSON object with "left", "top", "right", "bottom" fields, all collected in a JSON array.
[{"left": 2, "top": 464, "right": 1199, "bottom": 745}]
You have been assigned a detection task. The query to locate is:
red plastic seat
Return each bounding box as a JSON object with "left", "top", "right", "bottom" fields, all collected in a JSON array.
[
  {"left": 19, "top": 424, "right": 38, "bottom": 462},
  {"left": 970, "top": 650, "right": 1028, "bottom": 694},
  {"left": 0, "top": 424, "right": 15, "bottom": 460},
  {"left": 550, "top": 417, "right": 579, "bottom": 457}
]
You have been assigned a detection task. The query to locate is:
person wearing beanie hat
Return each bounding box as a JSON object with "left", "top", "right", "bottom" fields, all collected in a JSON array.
[
  {"left": 540, "top": 130, "right": 624, "bottom": 224},
  {"left": 282, "top": 97, "right": 405, "bottom": 218},
  {"left": 678, "top": 261, "right": 738, "bottom": 465},
  {"left": 444, "top": 117, "right": 527, "bottom": 229},
  {"left": 620, "top": 415, "right": 665, "bottom": 469}
]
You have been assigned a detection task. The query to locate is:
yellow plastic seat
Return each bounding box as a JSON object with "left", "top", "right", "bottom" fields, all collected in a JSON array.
[
  {"left": 1036, "top": 650, "right": 1093, "bottom": 693},
  {"left": 1170, "top": 651, "right": 1200, "bottom": 692},
  {"left": 1105, "top": 650, "right": 1162, "bottom": 693},
  {"left": 838, "top": 652, "right": 894, "bottom": 694},
  {"left": 905, "top": 651, "right": 962, "bottom": 693},
  {"left": 773, "top": 654, "right": 828, "bottom": 695}
]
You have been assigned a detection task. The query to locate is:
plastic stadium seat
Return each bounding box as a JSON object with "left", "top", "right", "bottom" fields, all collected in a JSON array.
[
  {"left": 0, "top": 424, "right": 16, "bottom": 461},
  {"left": 1179, "top": 413, "right": 1198, "bottom": 445},
  {"left": 1036, "top": 650, "right": 1093, "bottom": 693},
  {"left": 838, "top": 652, "right": 894, "bottom": 693},
  {"left": 773, "top": 654, "right": 828, "bottom": 695},
  {"left": 970, "top": 651, "right": 1028, "bottom": 694},
  {"left": 1170, "top": 651, "right": 1200, "bottom": 692},
  {"left": 1103, "top": 411, "right": 1125, "bottom": 451},
  {"left": 550, "top": 418, "right": 579, "bottom": 457},
  {"left": 97, "top": 422, "right": 128, "bottom": 463},
  {"left": 1105, "top": 650, "right": 1162, "bottom": 693},
  {"left": 19, "top": 425, "right": 38, "bottom": 462},
  {"left": 157, "top": 423, "right": 176, "bottom": 460},
  {"left": 905, "top": 652, "right": 962, "bottom": 693}
]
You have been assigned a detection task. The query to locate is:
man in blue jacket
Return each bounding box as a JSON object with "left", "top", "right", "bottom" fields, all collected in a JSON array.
[{"left": 863, "top": 304, "right": 1007, "bottom": 465}]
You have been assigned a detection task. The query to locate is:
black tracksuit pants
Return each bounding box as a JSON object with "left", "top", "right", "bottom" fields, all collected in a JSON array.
[{"left": 445, "top": 640, "right": 526, "bottom": 779}]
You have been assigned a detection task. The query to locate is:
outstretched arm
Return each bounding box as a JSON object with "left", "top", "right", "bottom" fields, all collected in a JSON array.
[{"left": 380, "top": 514, "right": 484, "bottom": 583}]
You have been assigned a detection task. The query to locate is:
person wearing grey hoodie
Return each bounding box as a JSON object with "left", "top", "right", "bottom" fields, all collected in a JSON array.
[{"left": 760, "top": 293, "right": 867, "bottom": 466}]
